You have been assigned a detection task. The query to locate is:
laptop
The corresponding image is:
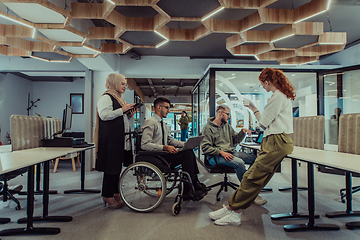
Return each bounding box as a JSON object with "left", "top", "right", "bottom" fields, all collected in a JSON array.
[
  {"left": 180, "top": 136, "right": 205, "bottom": 151},
  {"left": 243, "top": 132, "right": 264, "bottom": 146}
]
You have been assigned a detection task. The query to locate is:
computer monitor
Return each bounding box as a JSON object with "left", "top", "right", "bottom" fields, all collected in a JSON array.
[{"left": 62, "top": 104, "right": 73, "bottom": 133}]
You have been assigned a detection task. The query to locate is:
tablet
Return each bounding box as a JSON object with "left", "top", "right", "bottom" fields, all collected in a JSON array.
[{"left": 123, "top": 102, "right": 143, "bottom": 114}]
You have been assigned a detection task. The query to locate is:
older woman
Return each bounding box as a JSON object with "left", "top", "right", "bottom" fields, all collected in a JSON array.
[
  {"left": 209, "top": 68, "right": 296, "bottom": 225},
  {"left": 94, "top": 73, "right": 136, "bottom": 208}
]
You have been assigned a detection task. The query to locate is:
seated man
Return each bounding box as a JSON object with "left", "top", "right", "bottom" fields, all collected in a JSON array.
[
  {"left": 201, "top": 104, "right": 266, "bottom": 205},
  {"left": 140, "top": 97, "right": 207, "bottom": 201}
]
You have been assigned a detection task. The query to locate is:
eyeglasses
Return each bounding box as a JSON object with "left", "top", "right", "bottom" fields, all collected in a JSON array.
[
  {"left": 222, "top": 112, "right": 230, "bottom": 116},
  {"left": 160, "top": 105, "right": 170, "bottom": 110}
]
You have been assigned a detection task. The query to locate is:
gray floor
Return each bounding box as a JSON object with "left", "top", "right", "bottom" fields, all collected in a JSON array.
[{"left": 1, "top": 158, "right": 360, "bottom": 240}]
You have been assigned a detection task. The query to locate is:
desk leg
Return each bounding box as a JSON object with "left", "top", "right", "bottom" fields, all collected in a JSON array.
[
  {"left": 272, "top": 159, "right": 317, "bottom": 220},
  {"left": 324, "top": 172, "right": 360, "bottom": 229},
  {"left": 284, "top": 162, "right": 339, "bottom": 232},
  {"left": 18, "top": 163, "right": 57, "bottom": 196},
  {"left": 278, "top": 160, "right": 307, "bottom": 192},
  {"left": 17, "top": 160, "right": 72, "bottom": 223},
  {"left": 64, "top": 151, "right": 100, "bottom": 194},
  {"left": 0, "top": 165, "right": 60, "bottom": 236}
]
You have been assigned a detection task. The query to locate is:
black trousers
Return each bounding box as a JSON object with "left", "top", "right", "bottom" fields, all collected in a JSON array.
[
  {"left": 161, "top": 149, "right": 200, "bottom": 181},
  {"left": 101, "top": 172, "right": 120, "bottom": 198}
]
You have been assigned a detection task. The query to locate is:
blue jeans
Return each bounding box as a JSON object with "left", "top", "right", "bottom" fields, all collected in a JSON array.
[
  {"left": 181, "top": 129, "right": 188, "bottom": 142},
  {"left": 210, "top": 152, "right": 255, "bottom": 182}
]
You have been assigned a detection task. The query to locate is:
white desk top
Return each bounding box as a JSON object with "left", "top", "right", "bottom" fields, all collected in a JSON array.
[
  {"left": 240, "top": 143, "right": 360, "bottom": 175},
  {"left": 0, "top": 145, "right": 11, "bottom": 153},
  {"left": 289, "top": 147, "right": 360, "bottom": 174},
  {"left": 0, "top": 146, "right": 93, "bottom": 175}
]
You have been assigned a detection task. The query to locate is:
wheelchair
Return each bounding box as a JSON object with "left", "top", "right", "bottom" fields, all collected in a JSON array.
[{"left": 119, "top": 131, "right": 197, "bottom": 215}]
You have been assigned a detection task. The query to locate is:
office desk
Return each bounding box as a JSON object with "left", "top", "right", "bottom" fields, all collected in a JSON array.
[
  {"left": 0, "top": 146, "right": 93, "bottom": 236},
  {"left": 282, "top": 147, "right": 360, "bottom": 231},
  {"left": 63, "top": 145, "right": 100, "bottom": 194}
]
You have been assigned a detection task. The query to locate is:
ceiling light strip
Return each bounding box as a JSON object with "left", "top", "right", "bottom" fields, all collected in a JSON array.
[
  {"left": 318, "top": 42, "right": 344, "bottom": 45},
  {"left": 327, "top": 0, "right": 332, "bottom": 10},
  {"left": 156, "top": 40, "right": 169, "bottom": 48},
  {"left": 106, "top": 0, "right": 116, "bottom": 5},
  {"left": 154, "top": 30, "right": 168, "bottom": 40},
  {"left": 300, "top": 59, "right": 318, "bottom": 65},
  {"left": 0, "top": 13, "right": 34, "bottom": 29},
  {"left": 201, "top": 7, "right": 225, "bottom": 21},
  {"left": 272, "top": 34, "right": 295, "bottom": 43},
  {"left": 294, "top": 10, "right": 327, "bottom": 24}
]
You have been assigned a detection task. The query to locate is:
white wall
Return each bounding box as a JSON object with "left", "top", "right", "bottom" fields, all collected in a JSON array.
[
  {"left": 0, "top": 73, "right": 33, "bottom": 144},
  {"left": 33, "top": 77, "right": 85, "bottom": 132}
]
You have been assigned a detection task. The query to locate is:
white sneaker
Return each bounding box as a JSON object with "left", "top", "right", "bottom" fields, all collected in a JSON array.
[
  {"left": 253, "top": 195, "right": 267, "bottom": 205},
  {"left": 209, "top": 205, "right": 232, "bottom": 220},
  {"left": 214, "top": 211, "right": 241, "bottom": 226}
]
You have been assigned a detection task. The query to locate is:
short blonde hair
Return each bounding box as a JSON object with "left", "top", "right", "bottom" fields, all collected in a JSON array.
[{"left": 216, "top": 104, "right": 230, "bottom": 113}]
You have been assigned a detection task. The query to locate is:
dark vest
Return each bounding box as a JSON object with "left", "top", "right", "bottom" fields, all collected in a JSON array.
[{"left": 95, "top": 94, "right": 125, "bottom": 175}]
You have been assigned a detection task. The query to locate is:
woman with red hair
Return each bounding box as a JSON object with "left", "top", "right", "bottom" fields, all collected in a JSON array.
[{"left": 209, "top": 68, "right": 296, "bottom": 226}]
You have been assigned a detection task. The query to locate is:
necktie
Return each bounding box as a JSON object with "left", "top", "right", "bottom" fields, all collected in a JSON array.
[{"left": 160, "top": 120, "right": 165, "bottom": 145}]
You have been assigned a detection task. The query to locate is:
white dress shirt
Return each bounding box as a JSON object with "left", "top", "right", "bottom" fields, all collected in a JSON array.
[
  {"left": 256, "top": 90, "right": 293, "bottom": 138},
  {"left": 97, "top": 94, "right": 131, "bottom": 150}
]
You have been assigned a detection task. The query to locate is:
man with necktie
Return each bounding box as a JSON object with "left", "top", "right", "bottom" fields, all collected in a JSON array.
[{"left": 141, "top": 97, "right": 208, "bottom": 201}]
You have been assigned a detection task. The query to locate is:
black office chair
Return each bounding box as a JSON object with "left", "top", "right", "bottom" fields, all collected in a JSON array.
[
  {"left": 203, "top": 154, "right": 239, "bottom": 201},
  {"left": 0, "top": 168, "right": 26, "bottom": 210}
]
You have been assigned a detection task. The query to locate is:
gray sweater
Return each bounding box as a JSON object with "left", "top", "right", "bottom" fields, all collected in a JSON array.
[{"left": 201, "top": 117, "right": 246, "bottom": 156}]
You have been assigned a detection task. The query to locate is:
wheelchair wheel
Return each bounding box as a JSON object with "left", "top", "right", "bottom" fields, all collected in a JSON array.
[
  {"left": 172, "top": 203, "right": 181, "bottom": 216},
  {"left": 120, "top": 162, "right": 166, "bottom": 212}
]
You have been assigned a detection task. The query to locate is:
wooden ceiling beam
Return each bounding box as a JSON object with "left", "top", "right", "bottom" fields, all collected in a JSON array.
[
  {"left": 241, "top": 30, "right": 270, "bottom": 42},
  {"left": 279, "top": 56, "right": 319, "bottom": 65},
  {"left": 294, "top": 0, "right": 329, "bottom": 23},
  {"left": 318, "top": 32, "right": 347, "bottom": 45},
  {"left": 297, "top": 45, "right": 345, "bottom": 57},
  {"left": 125, "top": 17, "right": 154, "bottom": 31},
  {"left": 71, "top": 3, "right": 104, "bottom": 19},
  {"left": 257, "top": 50, "right": 296, "bottom": 60},
  {"left": 258, "top": 8, "right": 294, "bottom": 24},
  {"left": 0, "top": 45, "right": 29, "bottom": 56},
  {"left": 88, "top": 27, "right": 115, "bottom": 39},
  {"left": 1, "top": 37, "right": 55, "bottom": 52},
  {"left": 105, "top": 11, "right": 127, "bottom": 28},
  {"left": 194, "top": 24, "right": 211, "bottom": 41},
  {"left": 115, "top": 0, "right": 153, "bottom": 6},
  {"left": 0, "top": 24, "right": 34, "bottom": 38},
  {"left": 211, "top": 19, "right": 241, "bottom": 33},
  {"left": 154, "top": 13, "right": 170, "bottom": 29},
  {"left": 294, "top": 22, "right": 323, "bottom": 35},
  {"left": 255, "top": 43, "right": 273, "bottom": 54},
  {"left": 226, "top": 34, "right": 244, "bottom": 49},
  {"left": 223, "top": 0, "right": 260, "bottom": 9},
  {"left": 240, "top": 11, "right": 262, "bottom": 32},
  {"left": 101, "top": 43, "right": 126, "bottom": 53}
]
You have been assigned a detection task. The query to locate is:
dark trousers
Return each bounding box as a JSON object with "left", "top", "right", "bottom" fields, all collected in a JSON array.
[
  {"left": 101, "top": 172, "right": 120, "bottom": 198},
  {"left": 161, "top": 149, "right": 199, "bottom": 181}
]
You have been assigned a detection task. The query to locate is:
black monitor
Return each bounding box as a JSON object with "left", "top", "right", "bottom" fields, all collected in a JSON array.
[{"left": 62, "top": 104, "right": 73, "bottom": 133}]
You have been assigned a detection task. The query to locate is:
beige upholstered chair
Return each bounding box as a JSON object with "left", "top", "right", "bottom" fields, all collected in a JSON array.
[{"left": 53, "top": 152, "right": 80, "bottom": 173}]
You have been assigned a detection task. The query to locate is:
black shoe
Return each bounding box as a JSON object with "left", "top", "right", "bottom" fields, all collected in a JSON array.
[
  {"left": 195, "top": 183, "right": 211, "bottom": 192},
  {"left": 192, "top": 190, "right": 207, "bottom": 201},
  {"left": 182, "top": 192, "right": 194, "bottom": 201}
]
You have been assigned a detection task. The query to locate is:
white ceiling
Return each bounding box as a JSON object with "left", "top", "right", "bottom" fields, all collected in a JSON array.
[{"left": 4, "top": 3, "right": 66, "bottom": 24}]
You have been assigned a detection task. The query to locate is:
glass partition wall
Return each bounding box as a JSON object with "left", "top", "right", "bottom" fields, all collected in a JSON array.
[
  {"left": 324, "top": 69, "right": 360, "bottom": 149},
  {"left": 193, "top": 68, "right": 317, "bottom": 136}
]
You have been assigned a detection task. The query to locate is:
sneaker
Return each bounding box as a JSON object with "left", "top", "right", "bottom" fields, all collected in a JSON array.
[
  {"left": 209, "top": 205, "right": 232, "bottom": 220},
  {"left": 253, "top": 195, "right": 267, "bottom": 206},
  {"left": 214, "top": 211, "right": 241, "bottom": 226}
]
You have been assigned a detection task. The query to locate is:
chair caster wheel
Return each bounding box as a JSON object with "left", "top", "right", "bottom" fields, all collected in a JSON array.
[
  {"left": 172, "top": 203, "right": 181, "bottom": 216},
  {"left": 216, "top": 197, "right": 220, "bottom": 201},
  {"left": 15, "top": 206, "right": 21, "bottom": 210}
]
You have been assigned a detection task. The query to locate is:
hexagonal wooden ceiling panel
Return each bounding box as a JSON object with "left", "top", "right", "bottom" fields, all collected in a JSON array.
[{"left": 0, "top": 0, "right": 346, "bottom": 64}]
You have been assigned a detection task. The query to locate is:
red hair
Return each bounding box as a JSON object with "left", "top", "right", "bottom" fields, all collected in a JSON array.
[{"left": 259, "top": 68, "right": 296, "bottom": 100}]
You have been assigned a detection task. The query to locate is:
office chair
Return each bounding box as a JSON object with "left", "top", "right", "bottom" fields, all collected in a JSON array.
[
  {"left": 203, "top": 154, "right": 239, "bottom": 201},
  {"left": 0, "top": 168, "right": 27, "bottom": 210}
]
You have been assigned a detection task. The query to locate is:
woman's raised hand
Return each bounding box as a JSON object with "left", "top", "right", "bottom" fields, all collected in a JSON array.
[{"left": 122, "top": 102, "right": 135, "bottom": 112}]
